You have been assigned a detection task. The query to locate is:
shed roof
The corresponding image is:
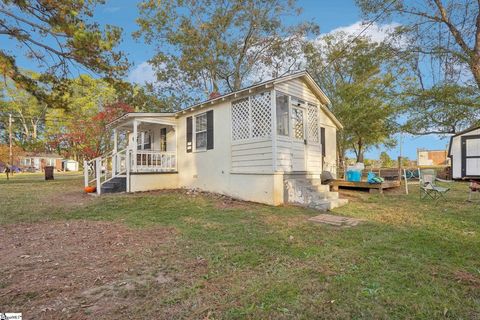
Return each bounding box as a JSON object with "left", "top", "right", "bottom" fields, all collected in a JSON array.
[{"left": 447, "top": 125, "right": 480, "bottom": 156}]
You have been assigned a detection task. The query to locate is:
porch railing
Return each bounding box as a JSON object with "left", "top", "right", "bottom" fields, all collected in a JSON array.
[
  {"left": 133, "top": 150, "right": 177, "bottom": 172},
  {"left": 84, "top": 149, "right": 177, "bottom": 195}
]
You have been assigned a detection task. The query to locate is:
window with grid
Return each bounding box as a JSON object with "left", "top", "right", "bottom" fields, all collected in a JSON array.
[
  {"left": 276, "top": 93, "right": 289, "bottom": 136},
  {"left": 195, "top": 112, "right": 207, "bottom": 150}
]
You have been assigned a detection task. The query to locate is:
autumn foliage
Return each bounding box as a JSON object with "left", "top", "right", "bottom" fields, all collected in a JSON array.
[{"left": 49, "top": 102, "right": 134, "bottom": 160}]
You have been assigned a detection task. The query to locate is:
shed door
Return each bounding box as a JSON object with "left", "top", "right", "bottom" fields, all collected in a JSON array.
[
  {"left": 291, "top": 106, "right": 306, "bottom": 171},
  {"left": 461, "top": 135, "right": 480, "bottom": 177}
]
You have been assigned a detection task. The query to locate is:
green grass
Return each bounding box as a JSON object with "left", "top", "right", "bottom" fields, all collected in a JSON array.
[{"left": 1, "top": 173, "right": 480, "bottom": 319}]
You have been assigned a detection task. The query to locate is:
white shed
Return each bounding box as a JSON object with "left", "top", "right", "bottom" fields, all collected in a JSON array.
[{"left": 448, "top": 126, "right": 480, "bottom": 179}]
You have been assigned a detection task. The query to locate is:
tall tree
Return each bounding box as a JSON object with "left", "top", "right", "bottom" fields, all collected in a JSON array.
[
  {"left": 305, "top": 33, "right": 400, "bottom": 162},
  {"left": 135, "top": 0, "right": 318, "bottom": 104},
  {"left": 0, "top": 0, "right": 128, "bottom": 102},
  {"left": 356, "top": 0, "right": 480, "bottom": 134}
]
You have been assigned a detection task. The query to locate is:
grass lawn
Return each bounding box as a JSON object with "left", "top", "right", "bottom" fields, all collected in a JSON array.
[{"left": 1, "top": 172, "right": 479, "bottom": 319}]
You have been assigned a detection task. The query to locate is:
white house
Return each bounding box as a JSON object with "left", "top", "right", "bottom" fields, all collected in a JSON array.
[
  {"left": 448, "top": 125, "right": 480, "bottom": 179},
  {"left": 84, "top": 71, "right": 348, "bottom": 210}
]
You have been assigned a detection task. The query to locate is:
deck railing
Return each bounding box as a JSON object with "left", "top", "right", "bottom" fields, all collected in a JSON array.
[{"left": 133, "top": 150, "right": 177, "bottom": 172}]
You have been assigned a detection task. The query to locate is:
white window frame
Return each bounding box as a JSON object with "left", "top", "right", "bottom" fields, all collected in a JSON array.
[{"left": 194, "top": 112, "right": 208, "bottom": 152}]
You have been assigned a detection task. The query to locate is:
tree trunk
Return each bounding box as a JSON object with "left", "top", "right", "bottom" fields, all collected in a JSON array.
[
  {"left": 356, "top": 138, "right": 364, "bottom": 163},
  {"left": 471, "top": 56, "right": 480, "bottom": 90}
]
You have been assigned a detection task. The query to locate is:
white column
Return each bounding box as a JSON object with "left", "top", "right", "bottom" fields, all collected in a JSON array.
[
  {"left": 113, "top": 128, "right": 118, "bottom": 153},
  {"left": 96, "top": 158, "right": 101, "bottom": 195},
  {"left": 271, "top": 89, "right": 277, "bottom": 172},
  {"left": 83, "top": 160, "right": 88, "bottom": 187},
  {"left": 112, "top": 128, "right": 118, "bottom": 175},
  {"left": 133, "top": 120, "right": 138, "bottom": 172}
]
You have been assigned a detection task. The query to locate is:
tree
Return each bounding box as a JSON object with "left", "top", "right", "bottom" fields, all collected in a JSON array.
[
  {"left": 356, "top": 0, "right": 480, "bottom": 134},
  {"left": 49, "top": 102, "right": 134, "bottom": 161},
  {"left": 356, "top": 0, "right": 480, "bottom": 89},
  {"left": 135, "top": 0, "right": 318, "bottom": 104},
  {"left": 379, "top": 151, "right": 394, "bottom": 167},
  {"left": 0, "top": 0, "right": 128, "bottom": 102},
  {"left": 305, "top": 33, "right": 400, "bottom": 163}
]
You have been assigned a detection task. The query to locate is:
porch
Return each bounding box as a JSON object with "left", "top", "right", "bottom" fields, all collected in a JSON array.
[{"left": 84, "top": 113, "right": 178, "bottom": 194}]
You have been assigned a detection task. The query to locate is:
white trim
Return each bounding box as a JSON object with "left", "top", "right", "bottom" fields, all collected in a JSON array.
[{"left": 271, "top": 89, "right": 277, "bottom": 172}]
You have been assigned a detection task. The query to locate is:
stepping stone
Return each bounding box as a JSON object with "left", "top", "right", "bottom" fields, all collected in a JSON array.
[{"left": 308, "top": 214, "right": 362, "bottom": 227}]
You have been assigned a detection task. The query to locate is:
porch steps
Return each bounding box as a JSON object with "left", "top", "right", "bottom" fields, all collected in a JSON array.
[
  {"left": 100, "top": 177, "right": 127, "bottom": 194},
  {"left": 284, "top": 177, "right": 348, "bottom": 211}
]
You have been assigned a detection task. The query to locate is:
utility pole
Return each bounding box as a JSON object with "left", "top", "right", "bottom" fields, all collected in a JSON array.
[{"left": 9, "top": 113, "right": 13, "bottom": 166}]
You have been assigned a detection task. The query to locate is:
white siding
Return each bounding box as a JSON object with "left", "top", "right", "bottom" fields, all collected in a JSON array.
[
  {"left": 274, "top": 80, "right": 337, "bottom": 174},
  {"left": 450, "top": 128, "right": 480, "bottom": 179},
  {"left": 231, "top": 139, "right": 274, "bottom": 173},
  {"left": 275, "top": 78, "right": 321, "bottom": 105}
]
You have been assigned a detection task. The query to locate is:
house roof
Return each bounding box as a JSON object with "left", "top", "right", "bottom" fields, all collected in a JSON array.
[
  {"left": 447, "top": 125, "right": 480, "bottom": 156},
  {"left": 109, "top": 71, "right": 342, "bottom": 129},
  {"left": 175, "top": 70, "right": 342, "bottom": 129},
  {"left": 21, "top": 152, "right": 63, "bottom": 159}
]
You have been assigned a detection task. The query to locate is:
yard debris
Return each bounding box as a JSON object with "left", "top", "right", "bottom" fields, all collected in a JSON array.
[{"left": 308, "top": 214, "right": 363, "bottom": 227}]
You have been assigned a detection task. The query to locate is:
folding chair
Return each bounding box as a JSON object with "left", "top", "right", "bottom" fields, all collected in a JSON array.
[
  {"left": 468, "top": 180, "right": 480, "bottom": 202},
  {"left": 419, "top": 169, "right": 450, "bottom": 200}
]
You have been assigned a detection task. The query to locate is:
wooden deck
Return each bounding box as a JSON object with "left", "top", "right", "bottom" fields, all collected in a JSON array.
[{"left": 330, "top": 180, "right": 401, "bottom": 193}]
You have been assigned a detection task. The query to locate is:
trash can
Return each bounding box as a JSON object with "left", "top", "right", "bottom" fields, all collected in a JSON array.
[{"left": 45, "top": 166, "right": 54, "bottom": 180}]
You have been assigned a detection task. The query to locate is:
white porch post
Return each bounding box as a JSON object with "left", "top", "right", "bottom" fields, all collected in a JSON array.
[
  {"left": 271, "top": 89, "right": 277, "bottom": 172},
  {"left": 95, "top": 158, "right": 101, "bottom": 195},
  {"left": 133, "top": 120, "right": 138, "bottom": 172},
  {"left": 83, "top": 160, "right": 88, "bottom": 187},
  {"left": 112, "top": 128, "right": 118, "bottom": 175}
]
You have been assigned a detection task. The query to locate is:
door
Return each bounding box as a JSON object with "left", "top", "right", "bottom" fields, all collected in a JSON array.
[
  {"left": 462, "top": 135, "right": 480, "bottom": 177},
  {"left": 291, "top": 106, "right": 306, "bottom": 171}
]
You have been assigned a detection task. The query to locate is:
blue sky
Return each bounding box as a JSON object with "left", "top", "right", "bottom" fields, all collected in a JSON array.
[{"left": 6, "top": 0, "right": 451, "bottom": 160}]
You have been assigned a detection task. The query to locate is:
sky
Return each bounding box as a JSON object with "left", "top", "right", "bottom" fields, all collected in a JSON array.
[{"left": 5, "top": 0, "right": 451, "bottom": 160}]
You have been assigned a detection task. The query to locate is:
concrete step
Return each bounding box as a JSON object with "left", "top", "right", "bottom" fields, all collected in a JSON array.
[
  {"left": 101, "top": 177, "right": 126, "bottom": 194},
  {"left": 309, "top": 198, "right": 349, "bottom": 211},
  {"left": 284, "top": 176, "right": 348, "bottom": 211}
]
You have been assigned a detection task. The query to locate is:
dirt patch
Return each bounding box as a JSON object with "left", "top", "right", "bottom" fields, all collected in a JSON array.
[
  {"left": 48, "top": 190, "right": 96, "bottom": 209},
  {"left": 0, "top": 221, "right": 206, "bottom": 319},
  {"left": 454, "top": 270, "right": 480, "bottom": 288}
]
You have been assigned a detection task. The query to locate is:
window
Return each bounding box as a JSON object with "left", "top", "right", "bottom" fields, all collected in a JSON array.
[
  {"left": 137, "top": 131, "right": 152, "bottom": 150},
  {"left": 276, "top": 93, "right": 289, "bottom": 136},
  {"left": 195, "top": 112, "right": 207, "bottom": 150},
  {"left": 160, "top": 128, "right": 167, "bottom": 152}
]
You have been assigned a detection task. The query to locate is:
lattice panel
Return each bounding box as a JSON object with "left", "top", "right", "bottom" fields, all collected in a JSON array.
[
  {"left": 307, "top": 104, "right": 319, "bottom": 143},
  {"left": 251, "top": 92, "right": 272, "bottom": 138},
  {"left": 292, "top": 108, "right": 304, "bottom": 140},
  {"left": 231, "top": 98, "right": 250, "bottom": 141}
]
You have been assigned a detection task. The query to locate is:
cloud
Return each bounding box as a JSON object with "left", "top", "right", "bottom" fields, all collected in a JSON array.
[
  {"left": 128, "top": 61, "right": 156, "bottom": 85},
  {"left": 103, "top": 6, "right": 122, "bottom": 13},
  {"left": 324, "top": 21, "right": 400, "bottom": 43}
]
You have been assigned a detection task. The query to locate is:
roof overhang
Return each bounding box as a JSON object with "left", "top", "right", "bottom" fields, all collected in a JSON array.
[{"left": 107, "top": 112, "right": 176, "bottom": 129}]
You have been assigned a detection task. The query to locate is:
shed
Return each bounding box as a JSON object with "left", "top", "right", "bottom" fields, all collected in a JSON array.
[
  {"left": 63, "top": 159, "right": 79, "bottom": 171},
  {"left": 448, "top": 126, "right": 480, "bottom": 179}
]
